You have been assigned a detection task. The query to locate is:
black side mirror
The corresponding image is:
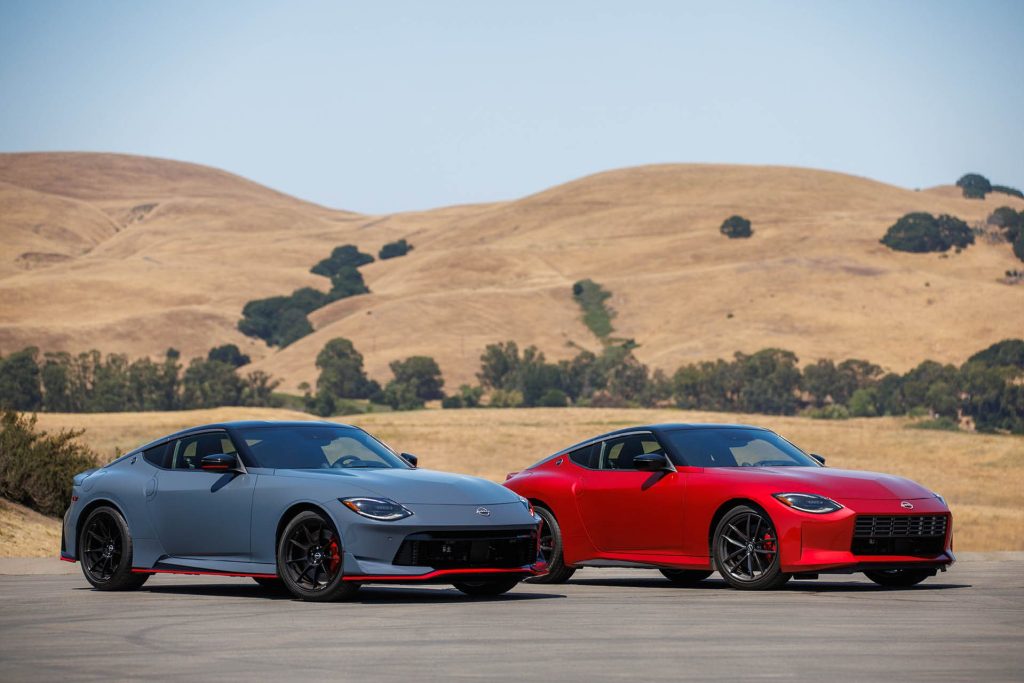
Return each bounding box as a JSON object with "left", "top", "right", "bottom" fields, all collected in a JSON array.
[
  {"left": 633, "top": 452, "right": 671, "bottom": 472},
  {"left": 200, "top": 453, "right": 240, "bottom": 472},
  {"left": 400, "top": 452, "right": 418, "bottom": 468},
  {"left": 811, "top": 453, "right": 826, "bottom": 465}
]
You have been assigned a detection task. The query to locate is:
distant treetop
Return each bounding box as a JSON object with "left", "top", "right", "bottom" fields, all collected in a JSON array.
[
  {"left": 956, "top": 173, "right": 992, "bottom": 199},
  {"left": 720, "top": 215, "right": 753, "bottom": 239},
  {"left": 880, "top": 212, "right": 973, "bottom": 253}
]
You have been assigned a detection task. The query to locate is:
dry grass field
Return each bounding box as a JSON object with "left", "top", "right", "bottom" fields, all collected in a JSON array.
[
  {"left": 6, "top": 406, "right": 1019, "bottom": 557},
  {"left": 1, "top": 153, "right": 1022, "bottom": 392}
]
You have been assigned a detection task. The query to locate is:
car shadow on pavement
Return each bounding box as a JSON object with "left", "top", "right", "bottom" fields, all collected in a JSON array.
[
  {"left": 135, "top": 583, "right": 565, "bottom": 604},
  {"left": 566, "top": 576, "right": 971, "bottom": 592}
]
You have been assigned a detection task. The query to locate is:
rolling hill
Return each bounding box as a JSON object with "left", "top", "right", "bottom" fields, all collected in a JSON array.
[{"left": 1, "top": 152, "right": 1022, "bottom": 391}]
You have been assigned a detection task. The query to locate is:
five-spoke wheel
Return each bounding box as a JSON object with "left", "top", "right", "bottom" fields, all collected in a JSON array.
[
  {"left": 78, "top": 506, "right": 149, "bottom": 590},
  {"left": 277, "top": 510, "right": 359, "bottom": 601},
  {"left": 713, "top": 505, "right": 790, "bottom": 590}
]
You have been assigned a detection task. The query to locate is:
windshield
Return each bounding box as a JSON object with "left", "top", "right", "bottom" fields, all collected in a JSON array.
[
  {"left": 662, "top": 428, "right": 819, "bottom": 468},
  {"left": 236, "top": 426, "right": 409, "bottom": 470}
]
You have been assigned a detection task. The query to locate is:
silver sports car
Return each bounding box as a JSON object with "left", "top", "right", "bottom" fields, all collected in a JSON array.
[{"left": 61, "top": 420, "right": 544, "bottom": 601}]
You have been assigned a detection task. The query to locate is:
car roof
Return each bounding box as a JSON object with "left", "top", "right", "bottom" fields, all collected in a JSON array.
[
  {"left": 123, "top": 420, "right": 357, "bottom": 458},
  {"left": 532, "top": 422, "right": 770, "bottom": 468}
]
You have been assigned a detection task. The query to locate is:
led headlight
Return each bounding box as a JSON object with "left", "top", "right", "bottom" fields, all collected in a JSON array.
[
  {"left": 773, "top": 493, "right": 843, "bottom": 514},
  {"left": 340, "top": 497, "right": 413, "bottom": 521}
]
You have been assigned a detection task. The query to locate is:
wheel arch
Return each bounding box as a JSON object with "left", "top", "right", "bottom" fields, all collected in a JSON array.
[
  {"left": 74, "top": 498, "right": 127, "bottom": 560},
  {"left": 707, "top": 498, "right": 769, "bottom": 554},
  {"left": 274, "top": 502, "right": 336, "bottom": 552}
]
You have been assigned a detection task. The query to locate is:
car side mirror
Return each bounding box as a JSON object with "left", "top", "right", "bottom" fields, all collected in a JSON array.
[
  {"left": 200, "top": 453, "right": 240, "bottom": 472},
  {"left": 633, "top": 452, "right": 671, "bottom": 472},
  {"left": 811, "top": 453, "right": 826, "bottom": 465},
  {"left": 400, "top": 452, "right": 418, "bottom": 468}
]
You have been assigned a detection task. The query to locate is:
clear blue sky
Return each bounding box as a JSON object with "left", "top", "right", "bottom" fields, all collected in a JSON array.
[{"left": 1, "top": 1, "right": 1022, "bottom": 213}]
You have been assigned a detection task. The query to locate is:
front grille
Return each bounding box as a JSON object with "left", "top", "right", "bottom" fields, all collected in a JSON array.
[
  {"left": 851, "top": 515, "right": 948, "bottom": 556},
  {"left": 393, "top": 528, "right": 537, "bottom": 569}
]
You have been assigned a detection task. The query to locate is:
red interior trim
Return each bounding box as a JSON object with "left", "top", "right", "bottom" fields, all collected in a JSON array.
[
  {"left": 343, "top": 567, "right": 533, "bottom": 582},
  {"left": 132, "top": 567, "right": 278, "bottom": 579}
]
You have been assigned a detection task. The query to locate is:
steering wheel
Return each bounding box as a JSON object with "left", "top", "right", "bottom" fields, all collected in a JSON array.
[{"left": 332, "top": 455, "right": 361, "bottom": 469}]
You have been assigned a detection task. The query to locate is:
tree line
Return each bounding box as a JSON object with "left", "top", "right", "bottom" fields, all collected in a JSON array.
[{"left": 0, "top": 344, "right": 278, "bottom": 412}]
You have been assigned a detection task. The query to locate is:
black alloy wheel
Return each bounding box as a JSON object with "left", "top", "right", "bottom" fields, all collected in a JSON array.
[
  {"left": 277, "top": 510, "right": 359, "bottom": 602},
  {"left": 659, "top": 568, "right": 713, "bottom": 586},
  {"left": 713, "top": 505, "right": 790, "bottom": 590},
  {"left": 525, "top": 506, "right": 576, "bottom": 584},
  {"left": 864, "top": 568, "right": 933, "bottom": 588},
  {"left": 79, "top": 506, "right": 149, "bottom": 590},
  {"left": 452, "top": 577, "right": 522, "bottom": 597}
]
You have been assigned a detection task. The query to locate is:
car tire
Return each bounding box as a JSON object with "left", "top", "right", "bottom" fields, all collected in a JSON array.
[
  {"left": 864, "top": 569, "right": 933, "bottom": 588},
  {"left": 659, "top": 568, "right": 713, "bottom": 585},
  {"left": 277, "top": 510, "right": 360, "bottom": 602},
  {"left": 452, "top": 577, "right": 522, "bottom": 597},
  {"left": 78, "top": 505, "right": 150, "bottom": 591},
  {"left": 712, "top": 505, "right": 790, "bottom": 591},
  {"left": 526, "top": 505, "right": 577, "bottom": 584}
]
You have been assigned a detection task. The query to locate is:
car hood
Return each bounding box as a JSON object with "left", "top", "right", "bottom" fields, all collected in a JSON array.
[
  {"left": 717, "top": 466, "right": 934, "bottom": 500},
  {"left": 271, "top": 467, "right": 522, "bottom": 505}
]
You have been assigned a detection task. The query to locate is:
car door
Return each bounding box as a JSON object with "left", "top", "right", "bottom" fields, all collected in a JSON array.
[
  {"left": 575, "top": 432, "right": 687, "bottom": 554},
  {"left": 148, "top": 430, "right": 256, "bottom": 558}
]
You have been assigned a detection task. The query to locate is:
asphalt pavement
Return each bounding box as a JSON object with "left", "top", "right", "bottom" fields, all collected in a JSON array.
[{"left": 0, "top": 553, "right": 1021, "bottom": 682}]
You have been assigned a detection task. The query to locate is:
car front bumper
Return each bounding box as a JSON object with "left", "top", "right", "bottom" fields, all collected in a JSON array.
[{"left": 773, "top": 496, "right": 955, "bottom": 574}]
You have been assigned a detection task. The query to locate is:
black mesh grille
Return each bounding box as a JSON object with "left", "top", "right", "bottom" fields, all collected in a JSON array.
[
  {"left": 393, "top": 528, "right": 537, "bottom": 569},
  {"left": 851, "top": 515, "right": 948, "bottom": 555}
]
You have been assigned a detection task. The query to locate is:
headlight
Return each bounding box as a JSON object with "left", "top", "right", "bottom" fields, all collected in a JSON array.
[
  {"left": 518, "top": 495, "right": 535, "bottom": 516},
  {"left": 932, "top": 492, "right": 947, "bottom": 507},
  {"left": 340, "top": 497, "right": 413, "bottom": 521},
  {"left": 773, "top": 493, "right": 843, "bottom": 514}
]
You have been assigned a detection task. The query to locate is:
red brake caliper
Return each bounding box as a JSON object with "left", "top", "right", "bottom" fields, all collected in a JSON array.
[
  {"left": 327, "top": 538, "right": 341, "bottom": 574},
  {"left": 762, "top": 532, "right": 776, "bottom": 563}
]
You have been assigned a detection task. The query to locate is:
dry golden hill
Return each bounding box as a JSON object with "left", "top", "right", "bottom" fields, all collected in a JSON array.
[
  {"left": 1, "top": 153, "right": 1022, "bottom": 392},
  {"left": 9, "top": 406, "right": 1021, "bottom": 555}
]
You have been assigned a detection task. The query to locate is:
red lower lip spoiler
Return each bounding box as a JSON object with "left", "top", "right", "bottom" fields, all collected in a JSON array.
[{"left": 343, "top": 567, "right": 540, "bottom": 582}]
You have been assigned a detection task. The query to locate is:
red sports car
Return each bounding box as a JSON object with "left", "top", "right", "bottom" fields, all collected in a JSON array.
[{"left": 504, "top": 424, "right": 954, "bottom": 590}]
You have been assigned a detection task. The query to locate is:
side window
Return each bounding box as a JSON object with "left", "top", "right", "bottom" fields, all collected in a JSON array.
[
  {"left": 567, "top": 444, "right": 595, "bottom": 468},
  {"left": 143, "top": 443, "right": 168, "bottom": 469},
  {"left": 596, "top": 434, "right": 663, "bottom": 470},
  {"left": 169, "top": 432, "right": 237, "bottom": 470}
]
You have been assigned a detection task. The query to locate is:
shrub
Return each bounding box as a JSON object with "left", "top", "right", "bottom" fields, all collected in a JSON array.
[
  {"left": 956, "top": 173, "right": 992, "bottom": 199},
  {"left": 537, "top": 388, "right": 568, "bottom": 407},
  {"left": 720, "top": 215, "right": 753, "bottom": 239},
  {"left": 443, "top": 384, "right": 484, "bottom": 409},
  {"left": 847, "top": 388, "right": 879, "bottom": 417},
  {"left": 572, "top": 279, "right": 615, "bottom": 339},
  {"left": 238, "top": 288, "right": 328, "bottom": 347},
  {"left": 0, "top": 411, "right": 98, "bottom": 517},
  {"left": 880, "top": 212, "right": 974, "bottom": 253},
  {"left": 968, "top": 339, "right": 1024, "bottom": 369},
  {"left": 207, "top": 344, "right": 250, "bottom": 368},
  {"left": 441, "top": 395, "right": 464, "bottom": 409},
  {"left": 311, "top": 245, "right": 374, "bottom": 277},
  {"left": 383, "top": 380, "right": 423, "bottom": 410},
  {"left": 379, "top": 239, "right": 413, "bottom": 260},
  {"left": 804, "top": 404, "right": 850, "bottom": 420},
  {"left": 910, "top": 417, "right": 960, "bottom": 431},
  {"left": 489, "top": 389, "right": 524, "bottom": 408}
]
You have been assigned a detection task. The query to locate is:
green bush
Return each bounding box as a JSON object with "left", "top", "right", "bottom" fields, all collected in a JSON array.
[
  {"left": 379, "top": 239, "right": 413, "bottom": 260},
  {"left": 804, "top": 404, "right": 850, "bottom": 420},
  {"left": 880, "top": 212, "right": 974, "bottom": 253},
  {"left": 968, "top": 339, "right": 1024, "bottom": 370},
  {"left": 720, "top": 215, "right": 753, "bottom": 239},
  {"left": 442, "top": 385, "right": 484, "bottom": 409},
  {"left": 489, "top": 389, "right": 524, "bottom": 408},
  {"left": 0, "top": 348, "right": 42, "bottom": 411},
  {"left": 956, "top": 173, "right": 992, "bottom": 199},
  {"left": 847, "top": 388, "right": 879, "bottom": 417},
  {"left": 383, "top": 380, "right": 423, "bottom": 410},
  {"left": 572, "top": 279, "right": 615, "bottom": 339},
  {"left": 207, "top": 344, "right": 250, "bottom": 368},
  {"left": 910, "top": 417, "right": 960, "bottom": 431},
  {"left": 537, "top": 388, "right": 568, "bottom": 407},
  {"left": 311, "top": 245, "right": 374, "bottom": 277},
  {"left": 238, "top": 288, "right": 327, "bottom": 347},
  {"left": 328, "top": 266, "right": 370, "bottom": 300},
  {"left": 0, "top": 411, "right": 98, "bottom": 517},
  {"left": 388, "top": 356, "right": 445, "bottom": 401}
]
